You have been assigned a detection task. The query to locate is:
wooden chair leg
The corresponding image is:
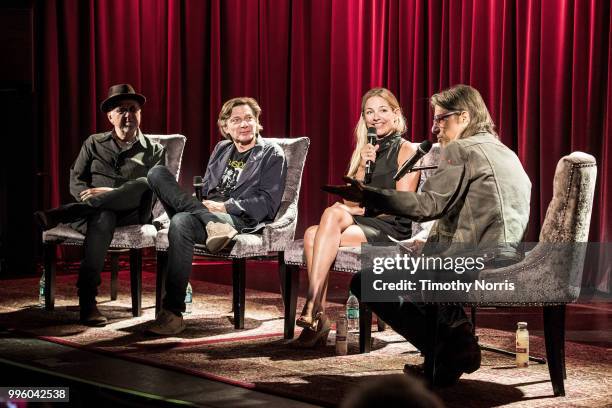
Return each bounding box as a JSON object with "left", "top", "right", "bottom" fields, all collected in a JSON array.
[
  {"left": 359, "top": 302, "right": 372, "bottom": 353},
  {"left": 232, "top": 258, "right": 246, "bottom": 329},
  {"left": 129, "top": 248, "right": 142, "bottom": 317},
  {"left": 155, "top": 250, "right": 168, "bottom": 317},
  {"left": 470, "top": 306, "right": 477, "bottom": 336},
  {"left": 424, "top": 305, "right": 440, "bottom": 387},
  {"left": 278, "top": 254, "right": 299, "bottom": 339},
  {"left": 110, "top": 252, "right": 119, "bottom": 301},
  {"left": 43, "top": 242, "right": 56, "bottom": 311},
  {"left": 376, "top": 314, "right": 386, "bottom": 332},
  {"left": 543, "top": 305, "right": 566, "bottom": 396}
]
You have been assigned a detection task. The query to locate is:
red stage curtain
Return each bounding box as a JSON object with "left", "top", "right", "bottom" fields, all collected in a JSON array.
[{"left": 38, "top": 0, "right": 611, "bottom": 289}]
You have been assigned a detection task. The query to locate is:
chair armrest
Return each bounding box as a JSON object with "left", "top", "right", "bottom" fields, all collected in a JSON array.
[
  {"left": 262, "top": 202, "right": 298, "bottom": 252},
  {"left": 152, "top": 212, "right": 170, "bottom": 230}
]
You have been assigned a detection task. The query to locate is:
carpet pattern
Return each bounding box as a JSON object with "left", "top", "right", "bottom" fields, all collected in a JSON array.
[{"left": 0, "top": 271, "right": 611, "bottom": 407}]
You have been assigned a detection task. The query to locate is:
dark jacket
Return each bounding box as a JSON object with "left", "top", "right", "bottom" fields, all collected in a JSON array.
[
  {"left": 69, "top": 131, "right": 165, "bottom": 201},
  {"left": 363, "top": 133, "right": 531, "bottom": 260},
  {"left": 203, "top": 136, "right": 287, "bottom": 227}
]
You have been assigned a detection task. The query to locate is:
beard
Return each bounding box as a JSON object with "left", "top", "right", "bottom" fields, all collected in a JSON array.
[{"left": 120, "top": 123, "right": 137, "bottom": 135}]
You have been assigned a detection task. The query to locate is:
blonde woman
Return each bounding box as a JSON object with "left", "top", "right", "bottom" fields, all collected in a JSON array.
[{"left": 294, "top": 88, "right": 420, "bottom": 347}]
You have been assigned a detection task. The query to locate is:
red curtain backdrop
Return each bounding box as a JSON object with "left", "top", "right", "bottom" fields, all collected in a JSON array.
[{"left": 38, "top": 0, "right": 611, "bottom": 289}]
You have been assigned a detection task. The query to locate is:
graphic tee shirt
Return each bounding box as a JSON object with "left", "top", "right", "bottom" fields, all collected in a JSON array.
[{"left": 207, "top": 146, "right": 253, "bottom": 202}]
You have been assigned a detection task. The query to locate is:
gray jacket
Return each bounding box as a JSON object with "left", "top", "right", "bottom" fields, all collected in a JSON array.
[
  {"left": 364, "top": 133, "right": 531, "bottom": 260},
  {"left": 203, "top": 136, "right": 287, "bottom": 228}
]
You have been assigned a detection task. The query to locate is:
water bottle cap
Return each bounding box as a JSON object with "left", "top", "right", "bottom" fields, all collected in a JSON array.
[{"left": 517, "top": 321, "right": 528, "bottom": 329}]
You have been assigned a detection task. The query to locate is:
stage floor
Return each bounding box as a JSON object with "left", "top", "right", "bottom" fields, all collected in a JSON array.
[{"left": 0, "top": 261, "right": 610, "bottom": 407}]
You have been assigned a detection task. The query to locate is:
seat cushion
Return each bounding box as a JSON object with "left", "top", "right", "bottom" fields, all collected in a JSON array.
[
  {"left": 43, "top": 224, "right": 157, "bottom": 248},
  {"left": 155, "top": 229, "right": 267, "bottom": 258},
  {"left": 284, "top": 239, "right": 362, "bottom": 273}
]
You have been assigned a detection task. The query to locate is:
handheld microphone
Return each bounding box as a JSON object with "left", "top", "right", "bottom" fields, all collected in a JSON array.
[
  {"left": 193, "top": 176, "right": 203, "bottom": 201},
  {"left": 364, "top": 127, "right": 378, "bottom": 184},
  {"left": 393, "top": 140, "right": 433, "bottom": 181}
]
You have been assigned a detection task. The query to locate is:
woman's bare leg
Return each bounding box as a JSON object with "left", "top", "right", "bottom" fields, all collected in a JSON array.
[
  {"left": 318, "top": 225, "right": 367, "bottom": 312},
  {"left": 300, "top": 207, "right": 366, "bottom": 320},
  {"left": 301, "top": 225, "right": 319, "bottom": 317}
]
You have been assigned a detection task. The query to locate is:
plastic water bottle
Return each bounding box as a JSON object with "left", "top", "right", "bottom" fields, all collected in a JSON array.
[
  {"left": 335, "top": 316, "right": 348, "bottom": 355},
  {"left": 39, "top": 272, "right": 45, "bottom": 308},
  {"left": 346, "top": 292, "right": 359, "bottom": 332},
  {"left": 516, "top": 321, "right": 529, "bottom": 367},
  {"left": 184, "top": 282, "right": 193, "bottom": 314}
]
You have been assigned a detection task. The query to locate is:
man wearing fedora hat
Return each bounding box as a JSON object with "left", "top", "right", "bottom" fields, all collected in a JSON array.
[{"left": 35, "top": 83, "right": 165, "bottom": 326}]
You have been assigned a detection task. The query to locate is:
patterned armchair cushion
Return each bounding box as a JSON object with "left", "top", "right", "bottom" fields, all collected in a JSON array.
[
  {"left": 472, "top": 151, "right": 597, "bottom": 305},
  {"left": 539, "top": 152, "right": 597, "bottom": 243},
  {"left": 260, "top": 137, "right": 310, "bottom": 252},
  {"left": 155, "top": 227, "right": 267, "bottom": 258},
  {"left": 156, "top": 137, "right": 310, "bottom": 258},
  {"left": 42, "top": 134, "right": 186, "bottom": 247},
  {"left": 43, "top": 224, "right": 157, "bottom": 248},
  {"left": 147, "top": 134, "right": 187, "bottom": 219},
  {"left": 284, "top": 239, "right": 362, "bottom": 272}
]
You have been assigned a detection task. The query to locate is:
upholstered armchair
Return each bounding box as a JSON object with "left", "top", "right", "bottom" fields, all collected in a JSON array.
[
  {"left": 41, "top": 134, "right": 186, "bottom": 316},
  {"left": 438, "top": 151, "right": 596, "bottom": 396},
  {"left": 155, "top": 137, "right": 310, "bottom": 337},
  {"left": 283, "top": 143, "right": 442, "bottom": 343}
]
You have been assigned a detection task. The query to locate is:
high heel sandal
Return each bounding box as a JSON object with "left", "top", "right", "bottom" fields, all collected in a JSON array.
[
  {"left": 296, "top": 311, "right": 321, "bottom": 330},
  {"left": 290, "top": 313, "right": 331, "bottom": 349}
]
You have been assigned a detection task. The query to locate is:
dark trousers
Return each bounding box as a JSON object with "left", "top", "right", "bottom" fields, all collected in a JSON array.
[
  {"left": 350, "top": 271, "right": 469, "bottom": 354},
  {"left": 50, "top": 178, "right": 154, "bottom": 304},
  {"left": 147, "top": 165, "right": 250, "bottom": 314}
]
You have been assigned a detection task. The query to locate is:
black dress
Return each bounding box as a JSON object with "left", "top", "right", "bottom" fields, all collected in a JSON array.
[{"left": 352, "top": 134, "right": 413, "bottom": 242}]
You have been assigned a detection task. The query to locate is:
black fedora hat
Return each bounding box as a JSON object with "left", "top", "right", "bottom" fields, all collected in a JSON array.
[{"left": 100, "top": 83, "right": 146, "bottom": 112}]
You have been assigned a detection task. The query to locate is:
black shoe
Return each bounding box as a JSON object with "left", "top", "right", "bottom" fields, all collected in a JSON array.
[
  {"left": 79, "top": 305, "right": 108, "bottom": 327},
  {"left": 404, "top": 324, "right": 481, "bottom": 387},
  {"left": 403, "top": 362, "right": 462, "bottom": 387},
  {"left": 34, "top": 211, "right": 58, "bottom": 231},
  {"left": 442, "top": 323, "right": 482, "bottom": 374},
  {"left": 35, "top": 203, "right": 96, "bottom": 231}
]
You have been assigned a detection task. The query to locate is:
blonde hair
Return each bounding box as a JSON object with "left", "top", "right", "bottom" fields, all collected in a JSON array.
[
  {"left": 217, "top": 97, "right": 263, "bottom": 140},
  {"left": 347, "top": 88, "right": 407, "bottom": 177},
  {"left": 430, "top": 84, "right": 497, "bottom": 139}
]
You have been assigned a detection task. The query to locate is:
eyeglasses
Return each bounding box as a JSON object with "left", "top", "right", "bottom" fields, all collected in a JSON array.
[
  {"left": 432, "top": 111, "right": 461, "bottom": 125},
  {"left": 112, "top": 106, "right": 141, "bottom": 115},
  {"left": 228, "top": 115, "right": 256, "bottom": 126}
]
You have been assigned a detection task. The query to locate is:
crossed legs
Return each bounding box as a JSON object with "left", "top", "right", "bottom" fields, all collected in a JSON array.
[{"left": 298, "top": 205, "right": 367, "bottom": 325}]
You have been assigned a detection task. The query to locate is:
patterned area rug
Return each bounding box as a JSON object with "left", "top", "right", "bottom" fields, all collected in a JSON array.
[{"left": 0, "top": 272, "right": 610, "bottom": 407}]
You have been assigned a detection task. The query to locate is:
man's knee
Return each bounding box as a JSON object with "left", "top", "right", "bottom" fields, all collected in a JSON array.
[
  {"left": 89, "top": 210, "right": 117, "bottom": 231},
  {"left": 168, "top": 212, "right": 196, "bottom": 240},
  {"left": 129, "top": 176, "right": 150, "bottom": 190},
  {"left": 147, "top": 165, "right": 170, "bottom": 187},
  {"left": 350, "top": 272, "right": 362, "bottom": 299}
]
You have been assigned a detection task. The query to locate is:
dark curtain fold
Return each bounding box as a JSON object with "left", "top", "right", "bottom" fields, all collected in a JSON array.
[{"left": 37, "top": 0, "right": 611, "bottom": 290}]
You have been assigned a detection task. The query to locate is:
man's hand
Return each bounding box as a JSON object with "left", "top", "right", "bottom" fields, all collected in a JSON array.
[
  {"left": 400, "top": 238, "right": 426, "bottom": 256},
  {"left": 202, "top": 200, "right": 227, "bottom": 213},
  {"left": 342, "top": 176, "right": 366, "bottom": 191},
  {"left": 80, "top": 187, "right": 114, "bottom": 201}
]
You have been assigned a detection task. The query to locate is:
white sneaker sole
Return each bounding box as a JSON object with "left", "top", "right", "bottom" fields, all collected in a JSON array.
[{"left": 206, "top": 234, "right": 236, "bottom": 253}]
